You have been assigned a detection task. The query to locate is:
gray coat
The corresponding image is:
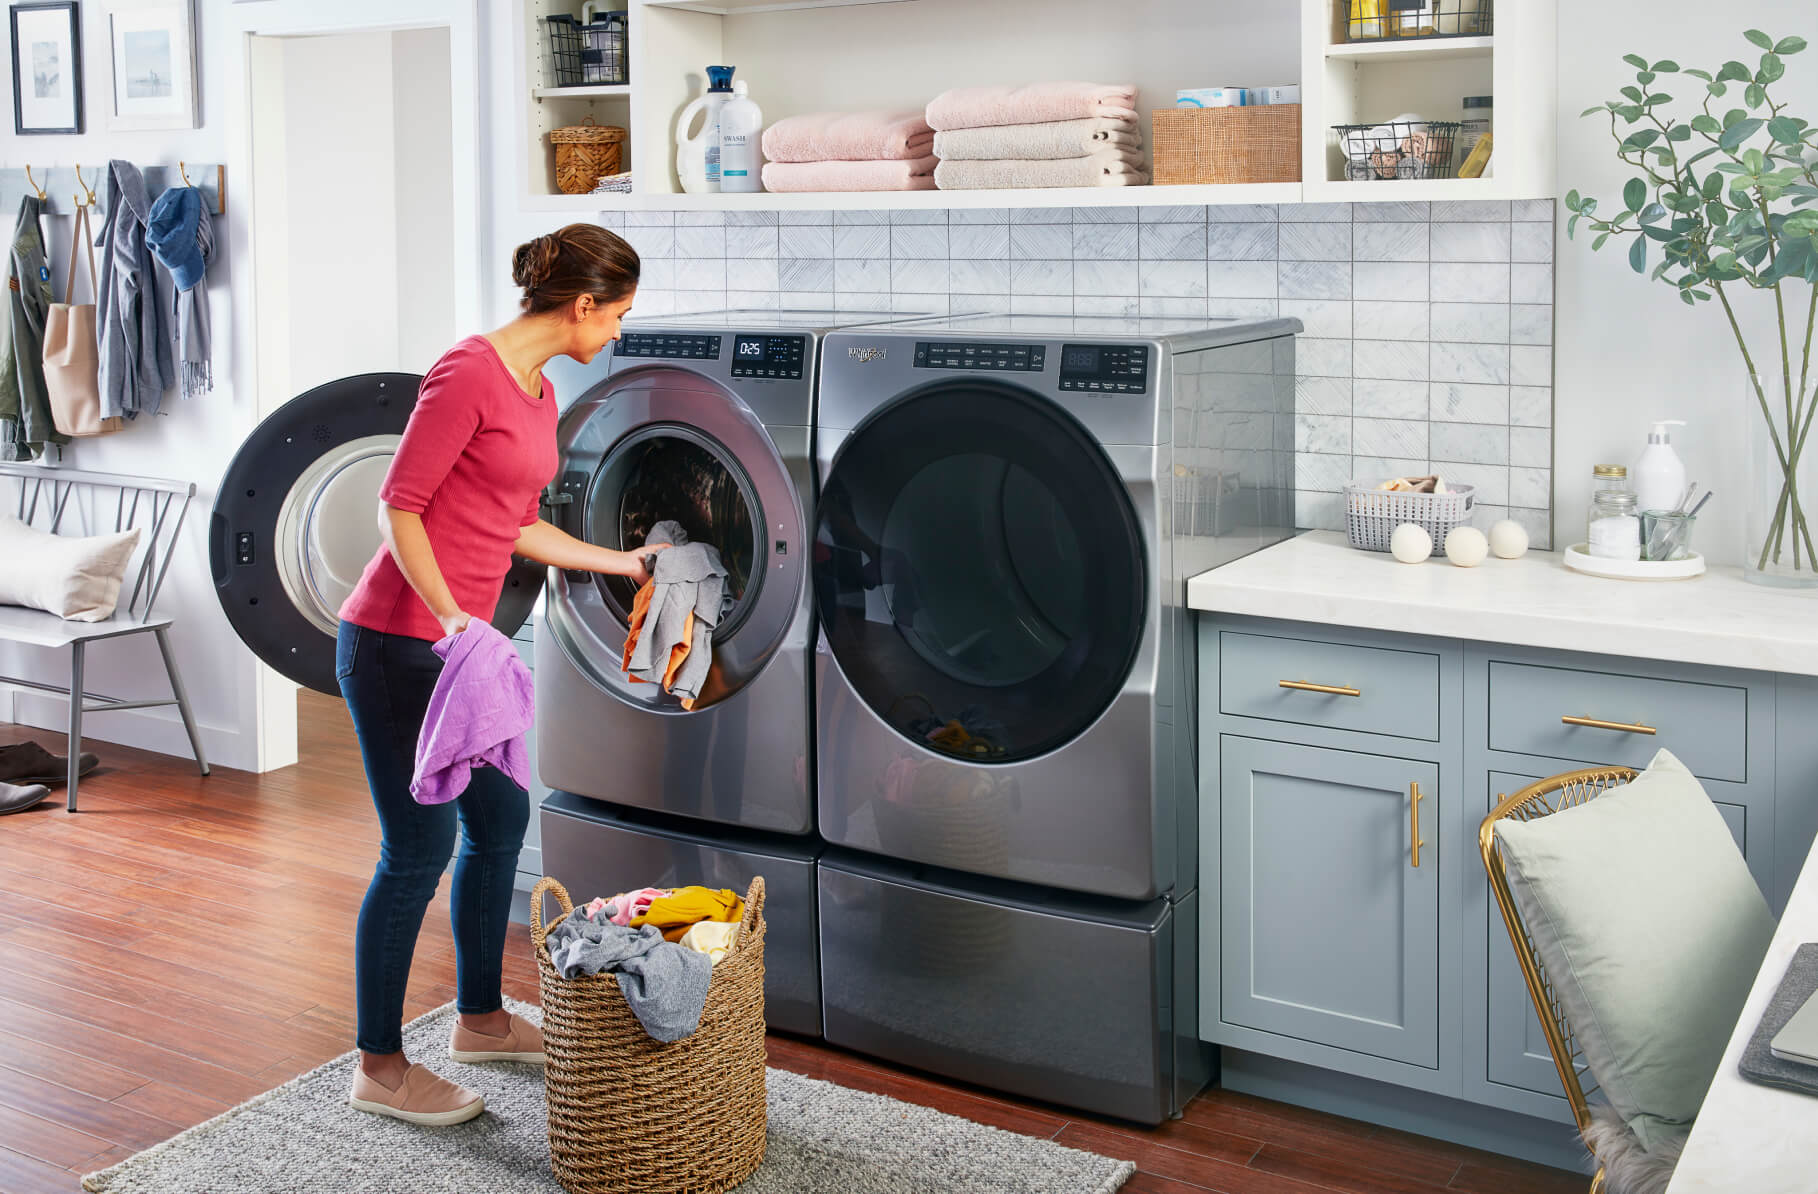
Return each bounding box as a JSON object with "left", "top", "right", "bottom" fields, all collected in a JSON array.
[
  {"left": 0, "top": 195, "right": 65, "bottom": 460},
  {"left": 96, "top": 160, "right": 175, "bottom": 419}
]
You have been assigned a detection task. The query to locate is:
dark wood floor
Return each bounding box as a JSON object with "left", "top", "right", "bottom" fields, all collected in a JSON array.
[{"left": 0, "top": 692, "right": 1587, "bottom": 1194}]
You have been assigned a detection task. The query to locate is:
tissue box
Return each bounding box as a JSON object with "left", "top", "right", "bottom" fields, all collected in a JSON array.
[
  {"left": 1153, "top": 105, "right": 1301, "bottom": 185},
  {"left": 1253, "top": 85, "right": 1301, "bottom": 106},
  {"left": 1176, "top": 87, "right": 1250, "bottom": 108}
]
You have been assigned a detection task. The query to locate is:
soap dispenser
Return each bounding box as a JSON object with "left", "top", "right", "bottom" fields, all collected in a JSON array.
[{"left": 1634, "top": 419, "right": 1688, "bottom": 514}]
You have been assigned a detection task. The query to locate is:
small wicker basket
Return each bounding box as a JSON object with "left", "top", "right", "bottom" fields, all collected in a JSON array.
[
  {"left": 549, "top": 117, "right": 628, "bottom": 195},
  {"left": 1152, "top": 105, "right": 1301, "bottom": 185},
  {"left": 531, "top": 875, "right": 768, "bottom": 1194},
  {"left": 1345, "top": 481, "right": 1476, "bottom": 552}
]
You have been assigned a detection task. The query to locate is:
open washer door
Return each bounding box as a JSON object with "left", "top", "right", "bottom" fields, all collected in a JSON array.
[{"left": 210, "top": 373, "right": 544, "bottom": 695}]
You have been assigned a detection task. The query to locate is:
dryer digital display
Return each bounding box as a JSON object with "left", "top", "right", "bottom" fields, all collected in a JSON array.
[
  {"left": 1058, "top": 343, "right": 1149, "bottom": 393},
  {"left": 730, "top": 334, "right": 806, "bottom": 379}
]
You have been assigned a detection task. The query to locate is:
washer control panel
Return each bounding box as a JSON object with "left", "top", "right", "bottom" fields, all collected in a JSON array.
[
  {"left": 615, "top": 333, "right": 722, "bottom": 361},
  {"left": 729, "top": 334, "right": 807, "bottom": 379},
  {"left": 913, "top": 341, "right": 1047, "bottom": 372},
  {"left": 1058, "top": 343, "right": 1149, "bottom": 394}
]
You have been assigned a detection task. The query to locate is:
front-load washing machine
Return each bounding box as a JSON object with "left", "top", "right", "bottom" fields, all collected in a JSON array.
[
  {"left": 811, "top": 313, "right": 1299, "bottom": 1119},
  {"left": 533, "top": 310, "right": 919, "bottom": 1036}
]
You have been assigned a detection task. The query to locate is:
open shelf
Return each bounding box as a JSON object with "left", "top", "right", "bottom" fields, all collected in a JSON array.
[
  {"left": 1324, "top": 35, "right": 1492, "bottom": 63},
  {"left": 521, "top": 180, "right": 1305, "bottom": 213},
  {"left": 533, "top": 83, "right": 632, "bottom": 100}
]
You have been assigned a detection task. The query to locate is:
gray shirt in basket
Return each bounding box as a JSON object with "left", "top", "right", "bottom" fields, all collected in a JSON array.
[{"left": 546, "top": 908, "right": 712, "bottom": 1043}]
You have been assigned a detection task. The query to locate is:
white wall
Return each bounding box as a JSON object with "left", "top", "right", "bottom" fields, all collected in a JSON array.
[
  {"left": 393, "top": 27, "right": 456, "bottom": 374},
  {"left": 1554, "top": 0, "right": 1818, "bottom": 565}
]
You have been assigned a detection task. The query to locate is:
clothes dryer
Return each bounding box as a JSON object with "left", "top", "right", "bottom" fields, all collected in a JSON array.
[{"left": 811, "top": 314, "right": 1299, "bottom": 1118}]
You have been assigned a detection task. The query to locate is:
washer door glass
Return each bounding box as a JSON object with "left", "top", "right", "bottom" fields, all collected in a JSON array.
[
  {"left": 588, "top": 425, "right": 761, "bottom": 638},
  {"left": 814, "top": 381, "right": 1146, "bottom": 764}
]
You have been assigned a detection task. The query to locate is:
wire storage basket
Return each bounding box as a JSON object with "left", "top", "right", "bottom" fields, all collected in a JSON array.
[
  {"left": 544, "top": 12, "right": 629, "bottom": 87},
  {"left": 1335, "top": 120, "right": 1460, "bottom": 181},
  {"left": 531, "top": 876, "right": 768, "bottom": 1194},
  {"left": 1345, "top": 481, "right": 1476, "bottom": 552},
  {"left": 1346, "top": 0, "right": 1493, "bottom": 41}
]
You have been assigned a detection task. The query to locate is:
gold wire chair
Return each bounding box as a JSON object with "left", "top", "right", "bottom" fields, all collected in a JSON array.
[{"left": 1480, "top": 765, "right": 1639, "bottom": 1194}]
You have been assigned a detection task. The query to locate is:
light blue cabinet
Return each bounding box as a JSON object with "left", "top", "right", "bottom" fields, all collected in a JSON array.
[
  {"left": 1220, "top": 737, "right": 1440, "bottom": 1068},
  {"left": 1199, "top": 612, "right": 1814, "bottom": 1165}
]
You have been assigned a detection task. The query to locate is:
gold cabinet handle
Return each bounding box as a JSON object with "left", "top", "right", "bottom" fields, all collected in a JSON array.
[
  {"left": 1410, "top": 781, "right": 1425, "bottom": 869},
  {"left": 1561, "top": 715, "right": 1657, "bottom": 736},
  {"left": 1279, "top": 680, "right": 1361, "bottom": 697}
]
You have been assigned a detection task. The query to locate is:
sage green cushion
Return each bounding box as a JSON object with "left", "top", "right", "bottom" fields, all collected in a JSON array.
[{"left": 1493, "top": 749, "right": 1775, "bottom": 1152}]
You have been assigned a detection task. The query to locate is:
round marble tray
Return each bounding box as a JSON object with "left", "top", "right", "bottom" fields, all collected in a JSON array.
[{"left": 1563, "top": 543, "right": 1707, "bottom": 580}]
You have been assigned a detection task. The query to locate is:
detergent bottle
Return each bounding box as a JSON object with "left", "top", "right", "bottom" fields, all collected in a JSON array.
[
  {"left": 717, "top": 80, "right": 763, "bottom": 193},
  {"left": 674, "top": 65, "right": 735, "bottom": 193}
]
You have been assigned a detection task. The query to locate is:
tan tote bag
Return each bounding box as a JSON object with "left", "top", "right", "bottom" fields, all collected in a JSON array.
[{"left": 44, "top": 202, "right": 121, "bottom": 438}]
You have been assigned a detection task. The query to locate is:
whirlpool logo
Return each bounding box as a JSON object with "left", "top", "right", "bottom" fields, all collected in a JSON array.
[{"left": 847, "top": 347, "right": 887, "bottom": 363}]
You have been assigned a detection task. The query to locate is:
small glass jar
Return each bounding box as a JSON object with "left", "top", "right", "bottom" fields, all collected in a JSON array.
[
  {"left": 1588, "top": 464, "right": 1642, "bottom": 561},
  {"left": 1459, "top": 96, "right": 1492, "bottom": 162}
]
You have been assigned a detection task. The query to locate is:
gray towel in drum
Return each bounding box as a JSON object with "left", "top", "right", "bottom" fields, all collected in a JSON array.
[
  {"left": 628, "top": 520, "right": 732, "bottom": 704},
  {"left": 545, "top": 907, "right": 713, "bottom": 1042}
]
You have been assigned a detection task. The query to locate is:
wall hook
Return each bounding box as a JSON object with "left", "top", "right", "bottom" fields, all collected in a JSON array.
[
  {"left": 75, "top": 164, "right": 96, "bottom": 206},
  {"left": 179, "top": 161, "right": 195, "bottom": 188},
  {"left": 24, "top": 165, "right": 46, "bottom": 201}
]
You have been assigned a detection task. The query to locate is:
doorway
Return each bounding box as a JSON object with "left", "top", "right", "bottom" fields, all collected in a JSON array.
[{"left": 243, "top": 24, "right": 458, "bottom": 765}]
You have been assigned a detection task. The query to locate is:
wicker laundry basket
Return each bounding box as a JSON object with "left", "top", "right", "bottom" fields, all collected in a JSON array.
[
  {"left": 549, "top": 117, "right": 628, "bottom": 195},
  {"left": 531, "top": 876, "right": 768, "bottom": 1194}
]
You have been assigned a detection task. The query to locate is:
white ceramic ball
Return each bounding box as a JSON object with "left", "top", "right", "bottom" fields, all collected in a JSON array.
[
  {"left": 1445, "top": 525, "right": 1489, "bottom": 567},
  {"left": 1488, "top": 519, "right": 1529, "bottom": 559},
  {"left": 1389, "top": 522, "right": 1433, "bottom": 563}
]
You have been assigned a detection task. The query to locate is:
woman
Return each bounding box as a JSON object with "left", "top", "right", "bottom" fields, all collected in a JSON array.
[{"left": 336, "top": 224, "right": 659, "bottom": 1125}]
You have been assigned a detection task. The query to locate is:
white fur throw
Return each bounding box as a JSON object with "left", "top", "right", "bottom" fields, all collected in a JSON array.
[{"left": 1583, "top": 1103, "right": 1687, "bottom": 1194}]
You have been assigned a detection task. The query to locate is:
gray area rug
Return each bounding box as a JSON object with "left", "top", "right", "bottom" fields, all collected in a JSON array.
[{"left": 83, "top": 998, "right": 1134, "bottom": 1194}]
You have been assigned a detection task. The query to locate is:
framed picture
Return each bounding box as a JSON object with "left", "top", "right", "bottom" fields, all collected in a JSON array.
[
  {"left": 102, "top": 0, "right": 195, "bottom": 130},
  {"left": 10, "top": 1, "right": 83, "bottom": 135}
]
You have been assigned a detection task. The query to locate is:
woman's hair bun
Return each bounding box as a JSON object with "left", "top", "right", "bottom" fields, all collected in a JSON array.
[{"left": 512, "top": 233, "right": 561, "bottom": 292}]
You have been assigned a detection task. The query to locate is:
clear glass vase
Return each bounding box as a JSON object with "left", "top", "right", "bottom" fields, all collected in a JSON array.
[{"left": 1744, "top": 372, "right": 1818, "bottom": 589}]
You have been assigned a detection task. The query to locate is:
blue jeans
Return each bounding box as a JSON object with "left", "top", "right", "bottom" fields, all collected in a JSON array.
[{"left": 336, "top": 621, "right": 530, "bottom": 1055}]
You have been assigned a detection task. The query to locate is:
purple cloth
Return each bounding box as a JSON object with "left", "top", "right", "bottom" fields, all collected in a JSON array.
[{"left": 410, "top": 620, "right": 534, "bottom": 805}]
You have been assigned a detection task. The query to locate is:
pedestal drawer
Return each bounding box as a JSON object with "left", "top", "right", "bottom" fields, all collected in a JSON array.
[
  {"left": 1486, "top": 660, "right": 1748, "bottom": 781},
  {"left": 1219, "top": 629, "right": 1441, "bottom": 741}
]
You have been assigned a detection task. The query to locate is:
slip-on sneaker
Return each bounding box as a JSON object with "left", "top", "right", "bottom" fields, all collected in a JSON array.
[
  {"left": 449, "top": 1012, "right": 545, "bottom": 1065},
  {"left": 348, "top": 1063, "right": 484, "bottom": 1126},
  {"left": 0, "top": 780, "right": 50, "bottom": 815},
  {"left": 0, "top": 742, "right": 100, "bottom": 786}
]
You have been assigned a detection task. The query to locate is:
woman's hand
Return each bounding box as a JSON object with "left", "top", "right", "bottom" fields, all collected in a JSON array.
[
  {"left": 438, "top": 610, "right": 473, "bottom": 638},
  {"left": 627, "top": 542, "right": 671, "bottom": 583}
]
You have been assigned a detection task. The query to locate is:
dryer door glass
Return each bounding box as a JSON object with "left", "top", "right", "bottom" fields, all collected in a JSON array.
[{"left": 814, "top": 381, "right": 1146, "bottom": 764}]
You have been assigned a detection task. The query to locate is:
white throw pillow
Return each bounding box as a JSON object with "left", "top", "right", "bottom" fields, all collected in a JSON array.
[
  {"left": 0, "top": 511, "right": 143, "bottom": 621},
  {"left": 1493, "top": 749, "right": 1775, "bottom": 1153}
]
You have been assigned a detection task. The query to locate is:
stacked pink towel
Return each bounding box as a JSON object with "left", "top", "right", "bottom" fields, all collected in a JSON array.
[
  {"left": 759, "top": 109, "right": 938, "bottom": 192},
  {"left": 925, "top": 83, "right": 1147, "bottom": 190}
]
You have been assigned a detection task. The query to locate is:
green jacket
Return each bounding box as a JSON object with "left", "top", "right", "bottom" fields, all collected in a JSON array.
[{"left": 0, "top": 195, "right": 66, "bottom": 461}]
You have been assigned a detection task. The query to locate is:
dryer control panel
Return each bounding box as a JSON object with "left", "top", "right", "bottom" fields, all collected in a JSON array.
[
  {"left": 1058, "top": 343, "right": 1149, "bottom": 394},
  {"left": 730, "top": 334, "right": 807, "bottom": 379},
  {"left": 912, "top": 341, "right": 1046, "bottom": 371},
  {"left": 615, "top": 333, "right": 721, "bottom": 360}
]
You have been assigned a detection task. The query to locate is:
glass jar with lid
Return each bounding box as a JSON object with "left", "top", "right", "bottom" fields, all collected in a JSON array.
[{"left": 1587, "top": 464, "right": 1642, "bottom": 561}]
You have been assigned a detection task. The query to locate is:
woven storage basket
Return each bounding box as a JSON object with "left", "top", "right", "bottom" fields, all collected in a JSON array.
[
  {"left": 549, "top": 117, "right": 628, "bottom": 195},
  {"left": 1152, "top": 105, "right": 1301, "bottom": 185},
  {"left": 532, "top": 876, "right": 768, "bottom": 1194},
  {"left": 1344, "top": 481, "right": 1476, "bottom": 552}
]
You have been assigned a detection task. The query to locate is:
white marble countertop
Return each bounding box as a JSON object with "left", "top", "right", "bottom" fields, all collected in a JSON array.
[
  {"left": 1187, "top": 531, "right": 1818, "bottom": 677},
  {"left": 1666, "top": 833, "right": 1818, "bottom": 1193}
]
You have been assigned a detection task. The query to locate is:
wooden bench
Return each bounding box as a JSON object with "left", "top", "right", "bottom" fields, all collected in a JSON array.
[{"left": 0, "top": 463, "right": 210, "bottom": 810}]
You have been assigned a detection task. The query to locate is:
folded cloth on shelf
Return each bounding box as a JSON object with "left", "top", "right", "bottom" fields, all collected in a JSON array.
[
  {"left": 932, "top": 116, "right": 1141, "bottom": 161},
  {"left": 762, "top": 109, "right": 935, "bottom": 163},
  {"left": 934, "top": 150, "right": 1150, "bottom": 191},
  {"left": 633, "top": 886, "right": 746, "bottom": 942},
  {"left": 926, "top": 82, "right": 1138, "bottom": 132},
  {"left": 544, "top": 907, "right": 712, "bottom": 1042},
  {"left": 760, "top": 156, "right": 939, "bottom": 193},
  {"left": 411, "top": 620, "right": 534, "bottom": 805}
]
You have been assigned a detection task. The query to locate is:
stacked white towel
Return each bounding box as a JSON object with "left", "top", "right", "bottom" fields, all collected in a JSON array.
[{"left": 925, "top": 83, "right": 1149, "bottom": 190}]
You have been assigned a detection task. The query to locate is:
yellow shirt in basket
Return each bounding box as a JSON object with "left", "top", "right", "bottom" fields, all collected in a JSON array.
[{"left": 632, "top": 886, "right": 744, "bottom": 943}]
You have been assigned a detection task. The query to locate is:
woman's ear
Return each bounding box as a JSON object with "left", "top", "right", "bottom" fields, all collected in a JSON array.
[{"left": 574, "top": 294, "right": 594, "bottom": 323}]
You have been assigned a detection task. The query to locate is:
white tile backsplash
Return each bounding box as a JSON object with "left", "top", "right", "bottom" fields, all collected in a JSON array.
[{"left": 619, "top": 198, "right": 1555, "bottom": 539}]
